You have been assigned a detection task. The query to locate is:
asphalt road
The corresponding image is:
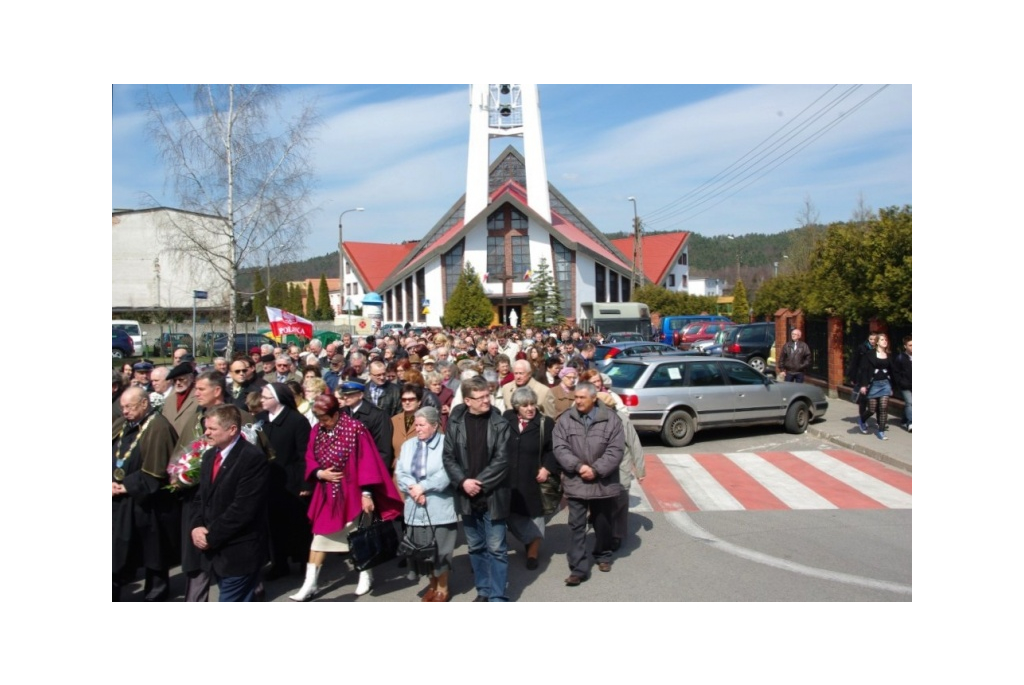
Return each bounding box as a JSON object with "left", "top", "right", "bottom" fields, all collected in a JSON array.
[{"left": 124, "top": 418, "right": 911, "bottom": 602}]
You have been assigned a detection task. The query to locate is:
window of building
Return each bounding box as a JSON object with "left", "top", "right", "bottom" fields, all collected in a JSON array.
[
  {"left": 667, "top": 274, "right": 676, "bottom": 287},
  {"left": 442, "top": 240, "right": 464, "bottom": 300},
  {"left": 678, "top": 252, "right": 687, "bottom": 265},
  {"left": 552, "top": 238, "right": 574, "bottom": 318},
  {"left": 404, "top": 277, "right": 414, "bottom": 322},
  {"left": 487, "top": 235, "right": 504, "bottom": 277},
  {"left": 609, "top": 271, "right": 619, "bottom": 302},
  {"left": 595, "top": 264, "right": 607, "bottom": 303},
  {"left": 511, "top": 235, "right": 530, "bottom": 279},
  {"left": 485, "top": 205, "right": 530, "bottom": 281},
  {"left": 415, "top": 269, "right": 426, "bottom": 322},
  {"left": 682, "top": 275, "right": 688, "bottom": 288},
  {"left": 621, "top": 278, "right": 631, "bottom": 302}
]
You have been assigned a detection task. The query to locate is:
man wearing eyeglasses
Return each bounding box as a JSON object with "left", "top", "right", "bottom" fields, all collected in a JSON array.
[
  {"left": 265, "top": 355, "right": 302, "bottom": 385},
  {"left": 363, "top": 360, "right": 402, "bottom": 417},
  {"left": 228, "top": 358, "right": 266, "bottom": 410},
  {"left": 443, "top": 375, "right": 511, "bottom": 602}
]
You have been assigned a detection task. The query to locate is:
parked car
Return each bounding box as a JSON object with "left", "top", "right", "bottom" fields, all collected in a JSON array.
[
  {"left": 160, "top": 333, "right": 194, "bottom": 357},
  {"left": 199, "top": 331, "right": 227, "bottom": 356},
  {"left": 112, "top": 320, "right": 144, "bottom": 353},
  {"left": 592, "top": 341, "right": 693, "bottom": 370},
  {"left": 721, "top": 322, "right": 776, "bottom": 374},
  {"left": 211, "top": 333, "right": 277, "bottom": 357},
  {"left": 657, "top": 315, "right": 732, "bottom": 346},
  {"left": 604, "top": 356, "right": 828, "bottom": 447},
  {"left": 602, "top": 331, "right": 649, "bottom": 344},
  {"left": 692, "top": 327, "right": 730, "bottom": 355},
  {"left": 678, "top": 321, "right": 737, "bottom": 350},
  {"left": 112, "top": 329, "right": 135, "bottom": 358}
]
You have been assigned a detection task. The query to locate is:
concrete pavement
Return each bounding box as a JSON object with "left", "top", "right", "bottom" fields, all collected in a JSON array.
[{"left": 808, "top": 394, "right": 912, "bottom": 473}]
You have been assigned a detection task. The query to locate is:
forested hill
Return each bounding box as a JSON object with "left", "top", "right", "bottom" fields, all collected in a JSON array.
[{"left": 241, "top": 227, "right": 823, "bottom": 290}]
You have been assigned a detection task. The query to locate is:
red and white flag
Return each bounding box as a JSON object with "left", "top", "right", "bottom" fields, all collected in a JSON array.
[{"left": 265, "top": 306, "right": 313, "bottom": 340}]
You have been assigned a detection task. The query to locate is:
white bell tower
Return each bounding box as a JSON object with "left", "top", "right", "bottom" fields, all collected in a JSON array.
[{"left": 465, "top": 84, "right": 551, "bottom": 224}]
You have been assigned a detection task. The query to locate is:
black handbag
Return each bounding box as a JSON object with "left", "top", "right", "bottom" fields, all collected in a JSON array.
[
  {"left": 397, "top": 501, "right": 438, "bottom": 564},
  {"left": 347, "top": 510, "right": 399, "bottom": 571}
]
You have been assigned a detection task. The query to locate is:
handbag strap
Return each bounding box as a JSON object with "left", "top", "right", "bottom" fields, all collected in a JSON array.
[{"left": 410, "top": 498, "right": 437, "bottom": 541}]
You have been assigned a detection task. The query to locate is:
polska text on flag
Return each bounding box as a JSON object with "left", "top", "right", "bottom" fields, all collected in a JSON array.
[{"left": 265, "top": 306, "right": 314, "bottom": 340}]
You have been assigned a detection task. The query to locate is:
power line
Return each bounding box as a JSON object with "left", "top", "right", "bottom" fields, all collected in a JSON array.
[{"left": 644, "top": 85, "right": 890, "bottom": 230}]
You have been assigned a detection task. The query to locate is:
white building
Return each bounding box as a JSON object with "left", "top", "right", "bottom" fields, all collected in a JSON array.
[
  {"left": 112, "top": 207, "right": 232, "bottom": 312},
  {"left": 373, "top": 84, "right": 636, "bottom": 327}
]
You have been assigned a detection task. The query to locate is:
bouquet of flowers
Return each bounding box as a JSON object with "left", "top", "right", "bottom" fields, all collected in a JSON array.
[{"left": 166, "top": 440, "right": 207, "bottom": 490}]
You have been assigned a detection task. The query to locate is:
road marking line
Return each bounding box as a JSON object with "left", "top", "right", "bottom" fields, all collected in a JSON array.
[
  {"left": 659, "top": 454, "right": 743, "bottom": 511},
  {"left": 692, "top": 453, "right": 790, "bottom": 510},
  {"left": 639, "top": 455, "right": 699, "bottom": 511},
  {"left": 752, "top": 451, "right": 883, "bottom": 509},
  {"left": 722, "top": 452, "right": 837, "bottom": 509},
  {"left": 822, "top": 449, "right": 913, "bottom": 495},
  {"left": 665, "top": 510, "right": 912, "bottom": 595},
  {"left": 795, "top": 451, "right": 911, "bottom": 508}
]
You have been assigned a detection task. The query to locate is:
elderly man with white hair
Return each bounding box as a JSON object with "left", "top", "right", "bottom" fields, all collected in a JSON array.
[{"left": 501, "top": 360, "right": 556, "bottom": 419}]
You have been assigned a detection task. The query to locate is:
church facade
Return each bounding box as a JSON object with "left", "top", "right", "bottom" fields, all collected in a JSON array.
[{"left": 340, "top": 84, "right": 690, "bottom": 328}]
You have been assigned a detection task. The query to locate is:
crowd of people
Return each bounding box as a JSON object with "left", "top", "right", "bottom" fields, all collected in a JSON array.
[{"left": 112, "top": 324, "right": 646, "bottom": 602}]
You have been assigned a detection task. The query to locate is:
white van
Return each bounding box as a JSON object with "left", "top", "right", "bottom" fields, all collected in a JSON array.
[{"left": 112, "top": 320, "right": 144, "bottom": 353}]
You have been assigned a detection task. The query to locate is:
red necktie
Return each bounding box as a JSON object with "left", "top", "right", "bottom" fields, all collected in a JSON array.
[
  {"left": 211, "top": 450, "right": 224, "bottom": 481},
  {"left": 519, "top": 419, "right": 528, "bottom": 432}
]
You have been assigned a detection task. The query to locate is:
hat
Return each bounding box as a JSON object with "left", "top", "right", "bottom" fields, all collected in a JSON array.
[
  {"left": 249, "top": 347, "right": 261, "bottom": 355},
  {"left": 260, "top": 354, "right": 276, "bottom": 363},
  {"left": 165, "top": 363, "right": 195, "bottom": 381},
  {"left": 177, "top": 353, "right": 196, "bottom": 363},
  {"left": 558, "top": 367, "right": 578, "bottom": 379},
  {"left": 339, "top": 381, "right": 365, "bottom": 394},
  {"left": 421, "top": 356, "right": 436, "bottom": 365},
  {"left": 132, "top": 361, "right": 154, "bottom": 372}
]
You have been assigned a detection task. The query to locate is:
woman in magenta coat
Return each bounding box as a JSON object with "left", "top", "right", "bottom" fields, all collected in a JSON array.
[{"left": 289, "top": 393, "right": 403, "bottom": 601}]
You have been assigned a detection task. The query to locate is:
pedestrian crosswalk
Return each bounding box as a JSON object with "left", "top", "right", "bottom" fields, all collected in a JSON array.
[{"left": 630, "top": 450, "right": 912, "bottom": 512}]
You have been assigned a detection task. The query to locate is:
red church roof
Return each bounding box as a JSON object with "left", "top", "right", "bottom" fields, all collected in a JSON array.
[
  {"left": 345, "top": 241, "right": 418, "bottom": 292},
  {"left": 611, "top": 232, "right": 689, "bottom": 284}
]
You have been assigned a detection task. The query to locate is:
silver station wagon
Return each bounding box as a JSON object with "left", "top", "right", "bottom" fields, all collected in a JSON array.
[{"left": 604, "top": 356, "right": 829, "bottom": 447}]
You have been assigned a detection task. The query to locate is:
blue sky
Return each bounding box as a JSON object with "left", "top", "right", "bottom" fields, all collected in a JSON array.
[{"left": 112, "top": 84, "right": 911, "bottom": 261}]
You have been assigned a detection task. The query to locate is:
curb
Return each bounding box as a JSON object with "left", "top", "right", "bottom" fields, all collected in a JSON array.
[{"left": 807, "top": 424, "right": 912, "bottom": 474}]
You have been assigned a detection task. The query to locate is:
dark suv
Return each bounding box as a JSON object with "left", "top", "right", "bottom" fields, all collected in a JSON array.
[
  {"left": 211, "top": 333, "right": 277, "bottom": 357},
  {"left": 721, "top": 322, "right": 775, "bottom": 374}
]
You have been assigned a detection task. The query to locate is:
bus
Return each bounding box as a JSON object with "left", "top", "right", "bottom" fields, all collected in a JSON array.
[{"left": 579, "top": 302, "right": 653, "bottom": 340}]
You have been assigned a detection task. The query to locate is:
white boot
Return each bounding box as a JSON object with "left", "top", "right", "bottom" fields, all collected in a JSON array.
[
  {"left": 355, "top": 569, "right": 373, "bottom": 596},
  {"left": 289, "top": 563, "right": 320, "bottom": 602}
]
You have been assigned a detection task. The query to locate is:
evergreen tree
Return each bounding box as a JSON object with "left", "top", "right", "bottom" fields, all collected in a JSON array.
[
  {"left": 305, "top": 282, "right": 316, "bottom": 319},
  {"left": 528, "top": 258, "right": 564, "bottom": 328},
  {"left": 252, "top": 271, "right": 267, "bottom": 321},
  {"left": 444, "top": 264, "right": 494, "bottom": 329},
  {"left": 732, "top": 280, "right": 750, "bottom": 323},
  {"left": 317, "top": 273, "right": 333, "bottom": 320},
  {"left": 269, "top": 279, "right": 287, "bottom": 310}
]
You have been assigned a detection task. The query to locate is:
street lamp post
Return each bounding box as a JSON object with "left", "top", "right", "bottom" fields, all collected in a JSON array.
[
  {"left": 774, "top": 254, "right": 789, "bottom": 277},
  {"left": 627, "top": 196, "right": 642, "bottom": 293},
  {"left": 338, "top": 207, "right": 365, "bottom": 324},
  {"left": 727, "top": 235, "right": 740, "bottom": 285}
]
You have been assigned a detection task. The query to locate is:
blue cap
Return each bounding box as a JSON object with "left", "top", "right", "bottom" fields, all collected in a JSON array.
[
  {"left": 132, "top": 361, "right": 154, "bottom": 371},
  {"left": 339, "top": 381, "right": 366, "bottom": 394}
]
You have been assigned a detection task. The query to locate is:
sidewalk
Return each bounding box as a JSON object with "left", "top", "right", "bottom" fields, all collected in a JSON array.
[{"left": 808, "top": 396, "right": 912, "bottom": 473}]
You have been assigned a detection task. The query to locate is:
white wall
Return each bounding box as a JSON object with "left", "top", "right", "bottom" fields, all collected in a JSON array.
[{"left": 112, "top": 210, "right": 231, "bottom": 310}]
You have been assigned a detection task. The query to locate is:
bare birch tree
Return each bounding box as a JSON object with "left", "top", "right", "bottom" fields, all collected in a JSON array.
[{"left": 143, "top": 85, "right": 319, "bottom": 340}]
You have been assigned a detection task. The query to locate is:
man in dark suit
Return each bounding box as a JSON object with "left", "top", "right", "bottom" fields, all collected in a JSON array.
[
  {"left": 339, "top": 381, "right": 395, "bottom": 471},
  {"left": 364, "top": 360, "right": 402, "bottom": 417},
  {"left": 190, "top": 404, "right": 270, "bottom": 602}
]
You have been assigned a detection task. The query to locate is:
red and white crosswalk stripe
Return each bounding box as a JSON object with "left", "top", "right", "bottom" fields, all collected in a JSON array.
[{"left": 631, "top": 450, "right": 911, "bottom": 512}]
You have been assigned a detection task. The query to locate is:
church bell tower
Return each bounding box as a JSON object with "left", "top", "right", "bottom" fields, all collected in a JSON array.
[{"left": 465, "top": 84, "right": 551, "bottom": 224}]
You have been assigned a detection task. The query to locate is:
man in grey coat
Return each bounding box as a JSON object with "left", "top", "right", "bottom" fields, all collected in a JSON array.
[{"left": 553, "top": 381, "right": 624, "bottom": 586}]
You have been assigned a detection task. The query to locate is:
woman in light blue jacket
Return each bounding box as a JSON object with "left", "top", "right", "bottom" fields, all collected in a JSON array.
[{"left": 395, "top": 406, "right": 457, "bottom": 602}]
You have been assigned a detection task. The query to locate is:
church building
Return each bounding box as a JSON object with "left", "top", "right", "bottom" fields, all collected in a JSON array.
[{"left": 340, "top": 84, "right": 690, "bottom": 327}]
